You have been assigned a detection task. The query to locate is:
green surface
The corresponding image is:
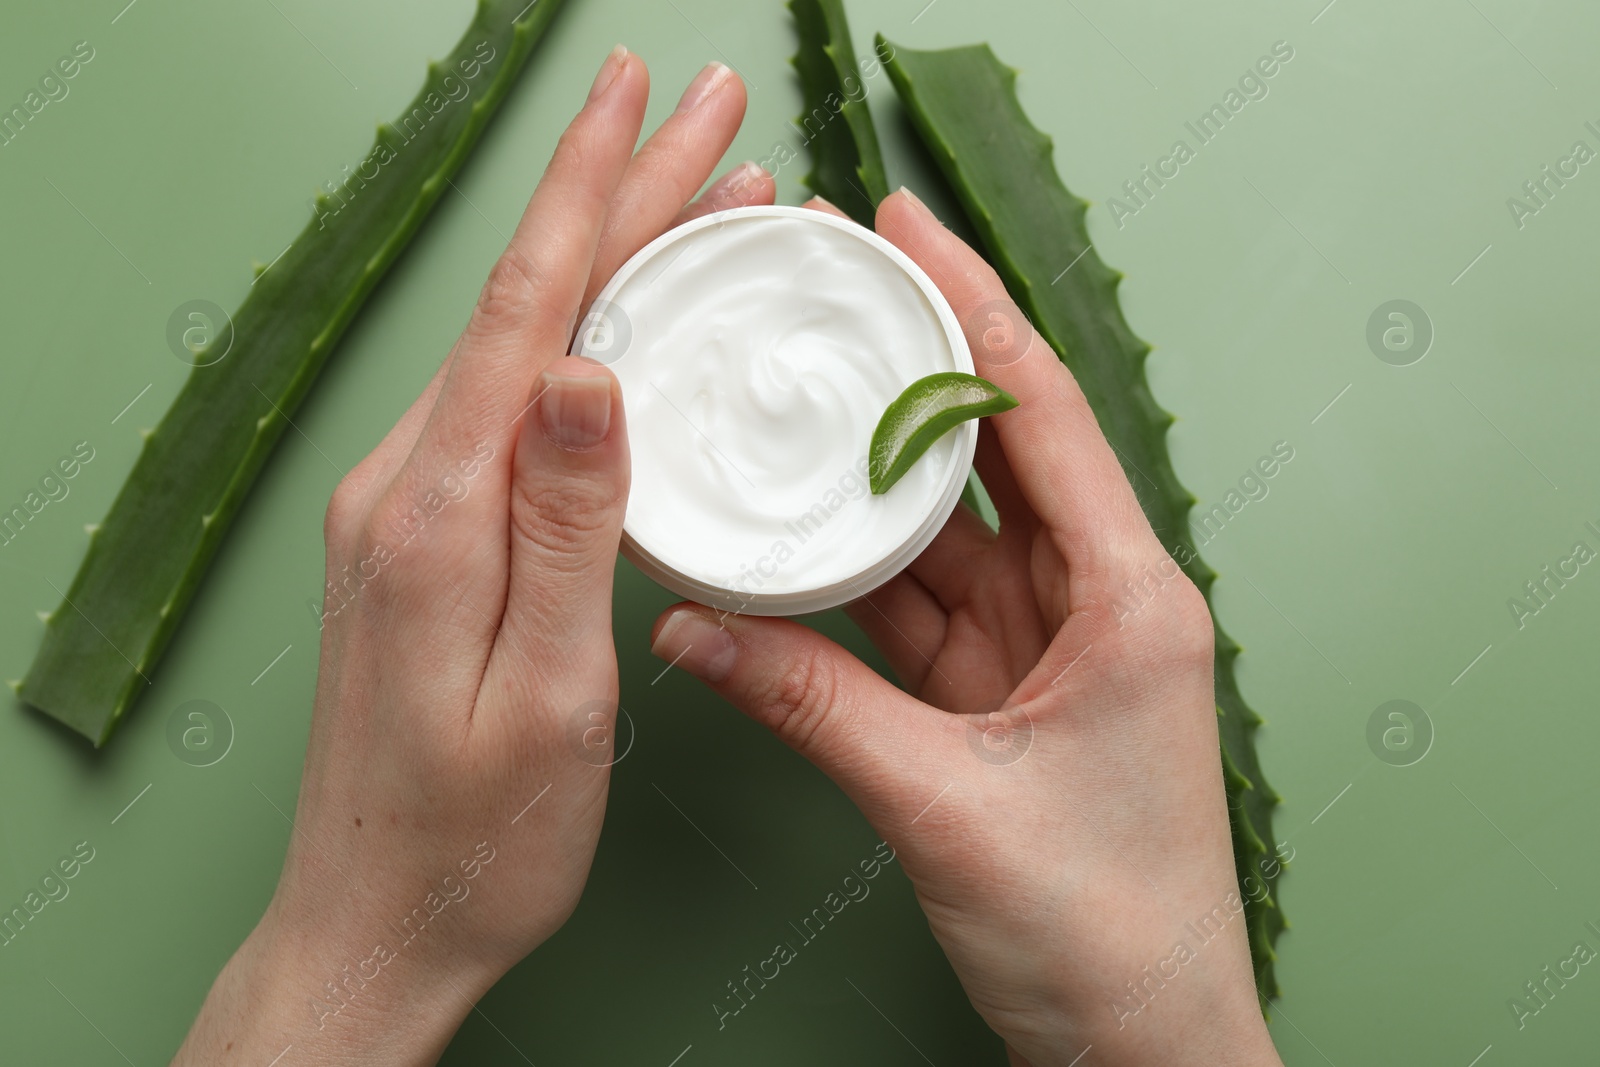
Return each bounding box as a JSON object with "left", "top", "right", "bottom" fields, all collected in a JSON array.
[{"left": 0, "top": 0, "right": 1596, "bottom": 1063}]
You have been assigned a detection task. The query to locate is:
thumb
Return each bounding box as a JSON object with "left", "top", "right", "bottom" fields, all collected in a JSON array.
[
  {"left": 500, "top": 356, "right": 629, "bottom": 654},
  {"left": 649, "top": 605, "right": 941, "bottom": 817}
]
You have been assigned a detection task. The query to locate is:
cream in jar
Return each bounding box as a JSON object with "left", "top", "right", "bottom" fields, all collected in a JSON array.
[{"left": 576, "top": 206, "right": 975, "bottom": 615}]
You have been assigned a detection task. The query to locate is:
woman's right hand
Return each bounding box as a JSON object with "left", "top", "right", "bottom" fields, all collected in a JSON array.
[{"left": 649, "top": 189, "right": 1282, "bottom": 1066}]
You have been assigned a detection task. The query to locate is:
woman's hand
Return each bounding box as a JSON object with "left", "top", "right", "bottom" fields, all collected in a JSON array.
[
  {"left": 649, "top": 191, "right": 1282, "bottom": 1066},
  {"left": 175, "top": 50, "right": 773, "bottom": 1065}
]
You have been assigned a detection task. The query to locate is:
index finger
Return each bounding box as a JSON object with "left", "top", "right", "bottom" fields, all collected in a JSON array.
[
  {"left": 872, "top": 188, "right": 1161, "bottom": 581},
  {"left": 411, "top": 46, "right": 649, "bottom": 472}
]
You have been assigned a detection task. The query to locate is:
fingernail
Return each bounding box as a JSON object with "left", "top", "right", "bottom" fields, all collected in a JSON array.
[
  {"left": 538, "top": 369, "right": 612, "bottom": 450},
  {"left": 897, "top": 186, "right": 930, "bottom": 214},
  {"left": 896, "top": 186, "right": 947, "bottom": 229},
  {"left": 725, "top": 160, "right": 766, "bottom": 186},
  {"left": 711, "top": 161, "right": 766, "bottom": 203},
  {"left": 588, "top": 45, "right": 629, "bottom": 104},
  {"left": 675, "top": 62, "right": 732, "bottom": 113},
  {"left": 652, "top": 609, "right": 738, "bottom": 683}
]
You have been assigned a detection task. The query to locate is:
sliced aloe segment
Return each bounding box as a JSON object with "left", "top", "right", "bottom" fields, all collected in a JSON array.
[{"left": 870, "top": 372, "right": 1016, "bottom": 494}]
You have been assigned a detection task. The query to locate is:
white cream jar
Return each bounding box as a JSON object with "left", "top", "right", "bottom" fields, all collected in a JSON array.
[{"left": 576, "top": 206, "right": 975, "bottom": 615}]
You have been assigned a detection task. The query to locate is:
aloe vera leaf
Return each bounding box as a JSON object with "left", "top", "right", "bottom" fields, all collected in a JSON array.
[
  {"left": 870, "top": 372, "right": 1016, "bottom": 494},
  {"left": 789, "top": 0, "right": 890, "bottom": 225},
  {"left": 18, "top": 0, "right": 569, "bottom": 746},
  {"left": 880, "top": 39, "right": 1286, "bottom": 998},
  {"left": 958, "top": 469, "right": 986, "bottom": 517}
]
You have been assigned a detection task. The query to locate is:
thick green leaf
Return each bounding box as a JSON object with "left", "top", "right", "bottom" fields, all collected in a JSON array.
[
  {"left": 19, "top": 0, "right": 571, "bottom": 746},
  {"left": 789, "top": 0, "right": 890, "bottom": 224},
  {"left": 881, "top": 38, "right": 1286, "bottom": 998}
]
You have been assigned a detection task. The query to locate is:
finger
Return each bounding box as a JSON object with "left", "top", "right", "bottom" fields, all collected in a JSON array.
[
  {"left": 354, "top": 61, "right": 747, "bottom": 513},
  {"left": 853, "top": 558, "right": 1044, "bottom": 711},
  {"left": 970, "top": 418, "right": 1037, "bottom": 537},
  {"left": 842, "top": 572, "right": 947, "bottom": 692},
  {"left": 649, "top": 605, "right": 940, "bottom": 813},
  {"left": 335, "top": 347, "right": 456, "bottom": 516},
  {"left": 587, "top": 63, "right": 753, "bottom": 306},
  {"left": 670, "top": 161, "right": 775, "bottom": 228},
  {"left": 802, "top": 195, "right": 851, "bottom": 220},
  {"left": 813, "top": 184, "right": 993, "bottom": 613},
  {"left": 413, "top": 46, "right": 648, "bottom": 472},
  {"left": 494, "top": 356, "right": 631, "bottom": 672},
  {"left": 874, "top": 188, "right": 1159, "bottom": 589},
  {"left": 903, "top": 496, "right": 994, "bottom": 610}
]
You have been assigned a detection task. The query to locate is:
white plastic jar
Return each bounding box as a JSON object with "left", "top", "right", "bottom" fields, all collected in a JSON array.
[{"left": 576, "top": 205, "right": 975, "bottom": 615}]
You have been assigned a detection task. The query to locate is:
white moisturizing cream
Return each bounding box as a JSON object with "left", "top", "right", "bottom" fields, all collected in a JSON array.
[{"left": 577, "top": 206, "right": 975, "bottom": 615}]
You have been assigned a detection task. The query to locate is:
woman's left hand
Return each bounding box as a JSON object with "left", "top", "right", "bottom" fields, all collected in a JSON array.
[{"left": 175, "top": 51, "right": 771, "bottom": 1065}]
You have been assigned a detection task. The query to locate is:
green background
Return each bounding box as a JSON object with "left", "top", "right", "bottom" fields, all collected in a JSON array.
[{"left": 1, "top": 0, "right": 1596, "bottom": 1062}]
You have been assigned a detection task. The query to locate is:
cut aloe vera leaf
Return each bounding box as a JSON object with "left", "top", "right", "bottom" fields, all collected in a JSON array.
[
  {"left": 959, "top": 468, "right": 989, "bottom": 520},
  {"left": 881, "top": 38, "right": 1287, "bottom": 998},
  {"left": 789, "top": 0, "right": 890, "bottom": 225},
  {"left": 870, "top": 372, "right": 1015, "bottom": 494},
  {"left": 19, "top": 0, "right": 570, "bottom": 747}
]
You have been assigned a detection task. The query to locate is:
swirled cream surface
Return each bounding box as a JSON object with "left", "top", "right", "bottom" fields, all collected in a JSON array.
[{"left": 584, "top": 207, "right": 973, "bottom": 612}]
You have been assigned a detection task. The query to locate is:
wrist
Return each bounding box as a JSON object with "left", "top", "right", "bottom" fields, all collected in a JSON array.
[
  {"left": 985, "top": 935, "right": 1279, "bottom": 1067},
  {"left": 175, "top": 895, "right": 506, "bottom": 1065},
  {"left": 1003, "top": 1009, "right": 1278, "bottom": 1067},
  {"left": 1034, "top": 984, "right": 1280, "bottom": 1067}
]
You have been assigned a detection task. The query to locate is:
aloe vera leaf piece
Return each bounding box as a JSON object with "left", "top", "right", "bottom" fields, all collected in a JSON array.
[
  {"left": 880, "top": 39, "right": 1286, "bottom": 998},
  {"left": 19, "top": 0, "right": 569, "bottom": 746},
  {"left": 870, "top": 372, "right": 1016, "bottom": 494},
  {"left": 789, "top": 0, "right": 890, "bottom": 225},
  {"left": 958, "top": 469, "right": 986, "bottom": 517}
]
